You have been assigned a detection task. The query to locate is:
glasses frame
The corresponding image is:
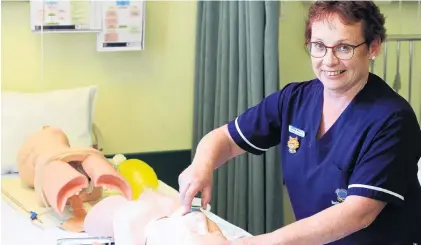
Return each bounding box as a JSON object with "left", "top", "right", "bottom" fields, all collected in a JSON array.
[{"left": 304, "top": 41, "right": 367, "bottom": 60}]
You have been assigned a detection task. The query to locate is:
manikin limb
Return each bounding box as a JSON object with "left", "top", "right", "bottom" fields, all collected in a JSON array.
[
  {"left": 17, "top": 126, "right": 132, "bottom": 232},
  {"left": 84, "top": 190, "right": 227, "bottom": 245}
]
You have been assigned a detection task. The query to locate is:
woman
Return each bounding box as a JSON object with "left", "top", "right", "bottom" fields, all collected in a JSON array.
[{"left": 178, "top": 1, "right": 421, "bottom": 244}]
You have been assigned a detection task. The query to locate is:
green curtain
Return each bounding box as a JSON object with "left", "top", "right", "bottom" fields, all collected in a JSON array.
[{"left": 192, "top": 0, "right": 283, "bottom": 235}]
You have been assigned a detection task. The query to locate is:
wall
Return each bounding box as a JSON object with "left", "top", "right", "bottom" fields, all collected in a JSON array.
[
  {"left": 278, "top": 1, "right": 421, "bottom": 225},
  {"left": 1, "top": 1, "right": 197, "bottom": 154}
]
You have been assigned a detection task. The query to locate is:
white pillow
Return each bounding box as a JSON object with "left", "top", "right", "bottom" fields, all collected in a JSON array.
[{"left": 1, "top": 86, "right": 97, "bottom": 174}]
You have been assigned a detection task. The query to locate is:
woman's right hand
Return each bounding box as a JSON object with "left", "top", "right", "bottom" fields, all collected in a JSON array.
[
  {"left": 178, "top": 125, "right": 244, "bottom": 215},
  {"left": 178, "top": 160, "right": 214, "bottom": 214}
]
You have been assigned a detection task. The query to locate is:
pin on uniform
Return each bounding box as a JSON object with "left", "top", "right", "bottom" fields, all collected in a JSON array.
[{"left": 288, "top": 125, "right": 305, "bottom": 154}]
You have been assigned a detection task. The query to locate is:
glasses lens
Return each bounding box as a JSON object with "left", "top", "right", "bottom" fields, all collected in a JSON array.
[
  {"left": 307, "top": 42, "right": 326, "bottom": 58},
  {"left": 334, "top": 44, "right": 354, "bottom": 60}
]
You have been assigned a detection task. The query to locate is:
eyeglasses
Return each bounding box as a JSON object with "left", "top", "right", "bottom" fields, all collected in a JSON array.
[{"left": 305, "top": 41, "right": 366, "bottom": 60}]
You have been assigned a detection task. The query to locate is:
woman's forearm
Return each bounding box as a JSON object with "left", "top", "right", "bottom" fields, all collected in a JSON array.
[
  {"left": 192, "top": 124, "right": 244, "bottom": 170},
  {"left": 229, "top": 196, "right": 385, "bottom": 245}
]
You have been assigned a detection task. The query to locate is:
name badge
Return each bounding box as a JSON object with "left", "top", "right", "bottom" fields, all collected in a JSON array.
[{"left": 289, "top": 125, "right": 305, "bottom": 138}]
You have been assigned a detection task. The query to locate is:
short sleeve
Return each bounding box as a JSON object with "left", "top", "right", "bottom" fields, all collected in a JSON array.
[
  {"left": 347, "top": 112, "right": 421, "bottom": 206},
  {"left": 227, "top": 84, "right": 294, "bottom": 155}
]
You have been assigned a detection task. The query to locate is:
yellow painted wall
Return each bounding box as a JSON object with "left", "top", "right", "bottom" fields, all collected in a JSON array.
[
  {"left": 1, "top": 1, "right": 197, "bottom": 154},
  {"left": 279, "top": 1, "right": 421, "bottom": 225}
]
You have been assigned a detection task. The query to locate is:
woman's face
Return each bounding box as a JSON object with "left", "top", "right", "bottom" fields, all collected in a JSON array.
[{"left": 309, "top": 13, "right": 380, "bottom": 93}]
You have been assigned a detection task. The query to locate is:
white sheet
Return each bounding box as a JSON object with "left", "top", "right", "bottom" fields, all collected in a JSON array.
[{"left": 1, "top": 174, "right": 252, "bottom": 245}]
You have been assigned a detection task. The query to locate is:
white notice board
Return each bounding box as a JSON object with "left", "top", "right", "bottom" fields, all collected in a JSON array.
[
  {"left": 96, "top": 0, "right": 146, "bottom": 52},
  {"left": 30, "top": 0, "right": 102, "bottom": 33}
]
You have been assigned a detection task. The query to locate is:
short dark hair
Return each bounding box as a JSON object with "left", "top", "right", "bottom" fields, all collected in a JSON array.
[{"left": 305, "top": 1, "right": 387, "bottom": 45}]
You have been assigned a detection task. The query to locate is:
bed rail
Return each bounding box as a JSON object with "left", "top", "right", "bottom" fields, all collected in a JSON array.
[{"left": 371, "top": 34, "right": 421, "bottom": 123}]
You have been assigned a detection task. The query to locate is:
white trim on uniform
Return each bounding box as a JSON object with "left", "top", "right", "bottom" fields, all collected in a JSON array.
[
  {"left": 348, "top": 184, "right": 404, "bottom": 201},
  {"left": 234, "top": 117, "right": 269, "bottom": 152}
]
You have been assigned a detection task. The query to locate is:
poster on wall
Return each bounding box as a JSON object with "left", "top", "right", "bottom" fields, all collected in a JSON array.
[
  {"left": 30, "top": 0, "right": 102, "bottom": 33},
  {"left": 96, "top": 0, "right": 146, "bottom": 52}
]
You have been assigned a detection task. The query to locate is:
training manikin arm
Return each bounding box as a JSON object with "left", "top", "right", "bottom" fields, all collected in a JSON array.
[
  {"left": 145, "top": 209, "right": 227, "bottom": 245},
  {"left": 84, "top": 189, "right": 226, "bottom": 245},
  {"left": 17, "top": 126, "right": 132, "bottom": 231}
]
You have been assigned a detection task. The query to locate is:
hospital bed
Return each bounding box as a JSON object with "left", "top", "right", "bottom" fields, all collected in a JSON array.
[
  {"left": 1, "top": 87, "right": 252, "bottom": 245},
  {"left": 1, "top": 172, "right": 252, "bottom": 245}
]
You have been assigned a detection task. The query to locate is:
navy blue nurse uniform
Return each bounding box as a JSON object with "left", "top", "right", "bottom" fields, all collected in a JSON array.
[{"left": 227, "top": 73, "right": 421, "bottom": 245}]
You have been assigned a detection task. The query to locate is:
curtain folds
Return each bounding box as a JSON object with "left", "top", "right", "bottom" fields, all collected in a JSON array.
[{"left": 192, "top": 0, "right": 283, "bottom": 235}]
